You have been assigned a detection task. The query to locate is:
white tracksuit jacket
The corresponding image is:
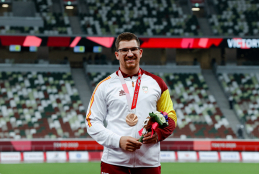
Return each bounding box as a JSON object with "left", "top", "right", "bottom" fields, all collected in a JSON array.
[{"left": 85, "top": 69, "right": 177, "bottom": 167}]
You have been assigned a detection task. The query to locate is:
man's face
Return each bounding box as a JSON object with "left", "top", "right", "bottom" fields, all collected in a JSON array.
[{"left": 115, "top": 40, "right": 143, "bottom": 71}]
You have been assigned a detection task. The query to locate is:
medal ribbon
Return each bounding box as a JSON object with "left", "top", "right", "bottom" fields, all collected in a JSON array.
[{"left": 118, "top": 69, "right": 142, "bottom": 111}]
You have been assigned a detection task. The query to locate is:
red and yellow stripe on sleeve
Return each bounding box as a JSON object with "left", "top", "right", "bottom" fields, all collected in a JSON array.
[
  {"left": 157, "top": 89, "right": 177, "bottom": 126},
  {"left": 86, "top": 76, "right": 111, "bottom": 127}
]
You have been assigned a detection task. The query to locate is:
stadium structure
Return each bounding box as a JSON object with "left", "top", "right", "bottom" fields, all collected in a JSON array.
[{"left": 0, "top": 0, "right": 259, "bottom": 164}]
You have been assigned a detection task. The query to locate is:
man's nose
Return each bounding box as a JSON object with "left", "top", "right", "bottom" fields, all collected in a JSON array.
[{"left": 127, "top": 50, "right": 134, "bottom": 56}]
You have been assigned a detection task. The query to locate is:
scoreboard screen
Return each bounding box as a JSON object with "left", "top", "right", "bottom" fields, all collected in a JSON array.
[
  {"left": 74, "top": 46, "right": 85, "bottom": 53},
  {"left": 9, "top": 45, "right": 21, "bottom": 52}
]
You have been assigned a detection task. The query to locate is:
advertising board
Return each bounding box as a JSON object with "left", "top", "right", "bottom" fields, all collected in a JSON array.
[
  {"left": 69, "top": 151, "right": 89, "bottom": 161},
  {"left": 0, "top": 152, "right": 21, "bottom": 162},
  {"left": 177, "top": 151, "right": 197, "bottom": 161},
  {"left": 242, "top": 152, "right": 259, "bottom": 162},
  {"left": 160, "top": 151, "right": 176, "bottom": 162},
  {"left": 23, "top": 152, "right": 44, "bottom": 161},
  {"left": 199, "top": 151, "right": 218, "bottom": 161},
  {"left": 46, "top": 151, "right": 67, "bottom": 162},
  {"left": 220, "top": 152, "right": 240, "bottom": 161}
]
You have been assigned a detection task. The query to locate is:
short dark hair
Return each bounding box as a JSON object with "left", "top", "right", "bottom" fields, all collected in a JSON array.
[{"left": 115, "top": 32, "right": 140, "bottom": 50}]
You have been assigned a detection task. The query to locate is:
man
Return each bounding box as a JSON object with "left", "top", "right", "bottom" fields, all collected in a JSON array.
[{"left": 85, "top": 32, "right": 177, "bottom": 174}]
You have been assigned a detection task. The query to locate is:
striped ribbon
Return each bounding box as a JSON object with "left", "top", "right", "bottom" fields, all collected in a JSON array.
[{"left": 118, "top": 69, "right": 142, "bottom": 111}]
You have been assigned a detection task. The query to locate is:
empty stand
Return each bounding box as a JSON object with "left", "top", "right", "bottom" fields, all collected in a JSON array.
[
  {"left": 218, "top": 72, "right": 259, "bottom": 138},
  {"left": 209, "top": 0, "right": 259, "bottom": 36},
  {"left": 0, "top": 0, "right": 72, "bottom": 34},
  {"left": 33, "top": 0, "right": 72, "bottom": 34},
  {"left": 79, "top": 0, "right": 200, "bottom": 36},
  {"left": 39, "top": 12, "right": 71, "bottom": 35},
  {"left": 0, "top": 71, "right": 87, "bottom": 139},
  {"left": 160, "top": 72, "right": 236, "bottom": 139},
  {"left": 1, "top": 0, "right": 203, "bottom": 36},
  {"left": 88, "top": 72, "right": 111, "bottom": 89}
]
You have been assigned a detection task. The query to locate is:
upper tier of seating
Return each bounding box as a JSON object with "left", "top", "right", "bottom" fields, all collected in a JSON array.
[
  {"left": 87, "top": 71, "right": 236, "bottom": 139},
  {"left": 2, "top": 0, "right": 259, "bottom": 36},
  {"left": 218, "top": 73, "right": 259, "bottom": 138},
  {"left": 0, "top": 0, "right": 71, "bottom": 34},
  {"left": 0, "top": 71, "right": 87, "bottom": 139},
  {"left": 33, "top": 0, "right": 72, "bottom": 34},
  {"left": 79, "top": 0, "right": 200, "bottom": 36},
  {"left": 209, "top": 0, "right": 259, "bottom": 36}
]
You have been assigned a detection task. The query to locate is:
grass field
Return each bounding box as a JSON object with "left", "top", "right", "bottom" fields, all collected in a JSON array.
[{"left": 0, "top": 162, "right": 259, "bottom": 174}]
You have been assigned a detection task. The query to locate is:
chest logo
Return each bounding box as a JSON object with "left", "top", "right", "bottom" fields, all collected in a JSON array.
[
  {"left": 119, "top": 90, "right": 126, "bottom": 96},
  {"left": 142, "top": 86, "right": 148, "bottom": 94}
]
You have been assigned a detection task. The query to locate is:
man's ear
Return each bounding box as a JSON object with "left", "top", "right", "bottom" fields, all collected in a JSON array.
[
  {"left": 139, "top": 49, "right": 143, "bottom": 59},
  {"left": 115, "top": 51, "right": 119, "bottom": 60}
]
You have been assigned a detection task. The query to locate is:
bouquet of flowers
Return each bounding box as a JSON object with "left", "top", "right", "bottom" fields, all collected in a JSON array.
[{"left": 138, "top": 111, "right": 169, "bottom": 142}]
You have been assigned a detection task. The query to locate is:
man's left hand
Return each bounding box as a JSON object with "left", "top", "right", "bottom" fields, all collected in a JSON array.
[{"left": 143, "top": 131, "right": 158, "bottom": 144}]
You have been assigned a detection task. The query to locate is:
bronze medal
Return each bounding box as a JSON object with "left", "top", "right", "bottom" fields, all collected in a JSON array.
[{"left": 126, "top": 113, "right": 138, "bottom": 126}]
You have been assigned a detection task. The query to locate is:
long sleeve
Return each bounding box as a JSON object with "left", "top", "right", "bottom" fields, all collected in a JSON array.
[
  {"left": 155, "top": 88, "right": 177, "bottom": 141},
  {"left": 85, "top": 77, "right": 121, "bottom": 149}
]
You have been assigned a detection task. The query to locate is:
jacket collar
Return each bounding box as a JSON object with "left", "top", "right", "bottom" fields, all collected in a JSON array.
[{"left": 116, "top": 67, "right": 144, "bottom": 78}]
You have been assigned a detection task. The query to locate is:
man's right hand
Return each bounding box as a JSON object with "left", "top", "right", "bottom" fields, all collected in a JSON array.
[{"left": 119, "top": 136, "right": 142, "bottom": 152}]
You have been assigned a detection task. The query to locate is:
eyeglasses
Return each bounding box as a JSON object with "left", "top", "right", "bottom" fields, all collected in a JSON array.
[{"left": 117, "top": 47, "right": 140, "bottom": 55}]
